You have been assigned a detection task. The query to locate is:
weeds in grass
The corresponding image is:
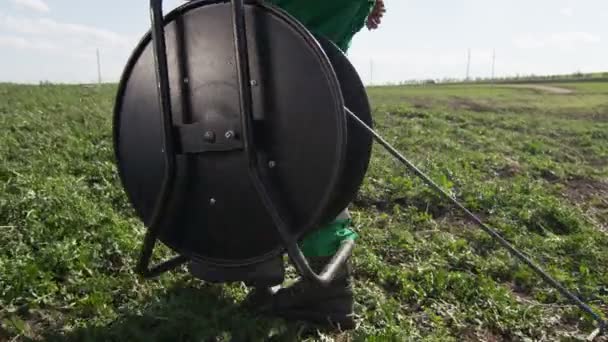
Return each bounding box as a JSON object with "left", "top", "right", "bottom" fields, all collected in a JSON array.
[{"left": 1, "top": 82, "right": 607, "bottom": 341}]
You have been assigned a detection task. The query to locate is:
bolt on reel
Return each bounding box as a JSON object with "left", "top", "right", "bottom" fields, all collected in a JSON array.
[{"left": 113, "top": 0, "right": 373, "bottom": 287}]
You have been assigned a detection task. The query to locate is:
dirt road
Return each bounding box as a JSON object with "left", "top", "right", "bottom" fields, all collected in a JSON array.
[{"left": 503, "top": 84, "right": 575, "bottom": 94}]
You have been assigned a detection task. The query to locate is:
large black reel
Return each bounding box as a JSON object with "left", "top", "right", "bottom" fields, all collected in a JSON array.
[{"left": 113, "top": 0, "right": 372, "bottom": 281}]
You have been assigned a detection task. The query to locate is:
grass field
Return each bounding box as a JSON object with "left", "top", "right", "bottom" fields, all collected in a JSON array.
[{"left": 1, "top": 81, "right": 607, "bottom": 341}]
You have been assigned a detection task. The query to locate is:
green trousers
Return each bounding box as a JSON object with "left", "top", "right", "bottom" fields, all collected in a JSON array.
[
  {"left": 268, "top": 0, "right": 375, "bottom": 52},
  {"left": 267, "top": 0, "right": 375, "bottom": 256}
]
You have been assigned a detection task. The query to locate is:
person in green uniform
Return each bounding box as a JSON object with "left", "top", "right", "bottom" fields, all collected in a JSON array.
[{"left": 243, "top": 0, "right": 386, "bottom": 331}]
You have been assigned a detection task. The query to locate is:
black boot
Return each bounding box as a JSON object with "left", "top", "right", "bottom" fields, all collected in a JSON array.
[
  {"left": 241, "top": 285, "right": 278, "bottom": 312},
  {"left": 247, "top": 255, "right": 356, "bottom": 330}
]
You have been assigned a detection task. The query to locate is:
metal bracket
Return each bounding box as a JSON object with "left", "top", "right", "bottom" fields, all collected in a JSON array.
[
  {"left": 136, "top": 231, "right": 189, "bottom": 278},
  {"left": 175, "top": 122, "right": 243, "bottom": 154}
]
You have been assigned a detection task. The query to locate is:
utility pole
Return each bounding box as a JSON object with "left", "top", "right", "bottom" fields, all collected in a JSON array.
[
  {"left": 466, "top": 48, "right": 471, "bottom": 81},
  {"left": 96, "top": 48, "right": 102, "bottom": 85}
]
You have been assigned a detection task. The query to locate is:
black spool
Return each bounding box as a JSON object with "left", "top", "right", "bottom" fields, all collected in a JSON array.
[{"left": 113, "top": 0, "right": 372, "bottom": 283}]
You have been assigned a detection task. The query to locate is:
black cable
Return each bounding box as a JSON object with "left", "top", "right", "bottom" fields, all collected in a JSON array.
[{"left": 345, "top": 106, "right": 607, "bottom": 336}]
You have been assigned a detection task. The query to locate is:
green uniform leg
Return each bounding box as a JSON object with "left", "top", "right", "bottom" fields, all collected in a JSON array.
[{"left": 299, "top": 209, "right": 358, "bottom": 257}]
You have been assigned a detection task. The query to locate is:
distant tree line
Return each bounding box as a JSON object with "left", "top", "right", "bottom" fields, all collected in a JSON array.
[{"left": 373, "top": 71, "right": 608, "bottom": 87}]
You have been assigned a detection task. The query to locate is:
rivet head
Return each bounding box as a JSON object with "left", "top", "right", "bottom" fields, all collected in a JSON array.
[
  {"left": 268, "top": 160, "right": 276, "bottom": 168},
  {"left": 225, "top": 131, "right": 235, "bottom": 139},
  {"left": 250, "top": 80, "right": 258, "bottom": 86},
  {"left": 203, "top": 131, "right": 216, "bottom": 143},
  {"left": 210, "top": 198, "right": 216, "bottom": 205}
]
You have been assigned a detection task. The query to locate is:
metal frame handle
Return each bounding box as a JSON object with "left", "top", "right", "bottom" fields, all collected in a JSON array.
[
  {"left": 134, "top": 0, "right": 188, "bottom": 278},
  {"left": 230, "top": 0, "right": 353, "bottom": 286},
  {"left": 344, "top": 106, "right": 607, "bottom": 336}
]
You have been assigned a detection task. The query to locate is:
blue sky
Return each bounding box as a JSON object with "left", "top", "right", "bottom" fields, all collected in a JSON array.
[{"left": 0, "top": 0, "right": 606, "bottom": 84}]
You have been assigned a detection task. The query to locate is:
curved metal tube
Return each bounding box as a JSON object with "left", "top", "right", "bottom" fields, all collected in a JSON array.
[
  {"left": 135, "top": 0, "right": 188, "bottom": 278},
  {"left": 230, "top": 0, "right": 353, "bottom": 286}
]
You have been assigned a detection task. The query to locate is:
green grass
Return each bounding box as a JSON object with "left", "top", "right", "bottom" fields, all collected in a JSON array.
[{"left": 1, "top": 81, "right": 607, "bottom": 341}]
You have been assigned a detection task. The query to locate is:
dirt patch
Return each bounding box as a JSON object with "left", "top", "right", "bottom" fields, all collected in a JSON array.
[
  {"left": 460, "top": 328, "right": 506, "bottom": 342},
  {"left": 502, "top": 84, "right": 575, "bottom": 94},
  {"left": 563, "top": 176, "right": 608, "bottom": 203},
  {"left": 540, "top": 169, "right": 561, "bottom": 182},
  {"left": 585, "top": 156, "right": 608, "bottom": 168},
  {"left": 562, "top": 176, "right": 608, "bottom": 233},
  {"left": 496, "top": 158, "right": 523, "bottom": 178},
  {"left": 552, "top": 107, "right": 608, "bottom": 122},
  {"left": 448, "top": 97, "right": 496, "bottom": 112},
  {"left": 407, "top": 97, "right": 434, "bottom": 110}
]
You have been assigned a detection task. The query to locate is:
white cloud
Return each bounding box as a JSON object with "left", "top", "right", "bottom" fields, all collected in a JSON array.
[
  {"left": 0, "top": 35, "right": 28, "bottom": 49},
  {"left": 0, "top": 13, "right": 132, "bottom": 49},
  {"left": 10, "top": 0, "right": 49, "bottom": 13},
  {"left": 0, "top": 12, "right": 141, "bottom": 83},
  {"left": 0, "top": 34, "right": 56, "bottom": 50},
  {"left": 559, "top": 7, "right": 573, "bottom": 17},
  {"left": 551, "top": 32, "right": 600, "bottom": 46},
  {"left": 513, "top": 32, "right": 600, "bottom": 50}
]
